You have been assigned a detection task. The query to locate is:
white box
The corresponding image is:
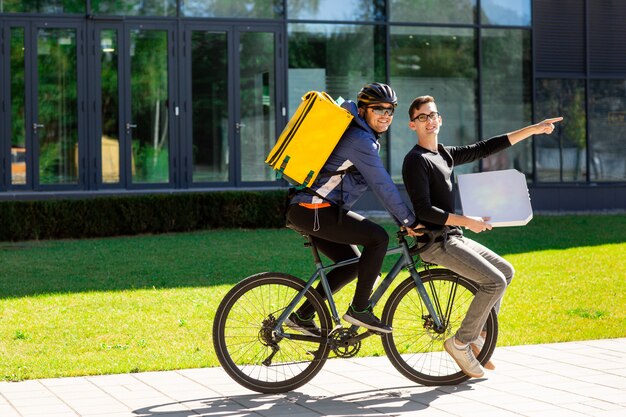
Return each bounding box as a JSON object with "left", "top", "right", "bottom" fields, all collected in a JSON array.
[{"left": 457, "top": 169, "right": 533, "bottom": 227}]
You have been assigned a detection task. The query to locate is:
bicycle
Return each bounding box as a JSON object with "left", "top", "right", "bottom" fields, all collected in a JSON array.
[{"left": 212, "top": 227, "right": 498, "bottom": 393}]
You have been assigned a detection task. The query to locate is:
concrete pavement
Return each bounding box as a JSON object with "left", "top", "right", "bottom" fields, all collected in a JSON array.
[{"left": 1, "top": 338, "right": 625, "bottom": 417}]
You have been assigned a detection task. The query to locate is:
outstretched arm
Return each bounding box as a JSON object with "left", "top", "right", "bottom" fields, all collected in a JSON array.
[
  {"left": 442, "top": 117, "right": 563, "bottom": 232},
  {"left": 507, "top": 117, "right": 564, "bottom": 145}
]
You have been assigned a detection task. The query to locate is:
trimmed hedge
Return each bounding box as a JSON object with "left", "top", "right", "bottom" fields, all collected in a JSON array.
[{"left": 0, "top": 190, "right": 288, "bottom": 241}]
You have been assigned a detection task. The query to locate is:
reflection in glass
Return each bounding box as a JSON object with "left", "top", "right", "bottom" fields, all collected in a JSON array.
[
  {"left": 480, "top": 0, "right": 531, "bottom": 26},
  {"left": 390, "top": 0, "right": 475, "bottom": 24},
  {"left": 536, "top": 79, "right": 586, "bottom": 182},
  {"left": 130, "top": 30, "right": 169, "bottom": 184},
  {"left": 182, "top": 0, "right": 282, "bottom": 18},
  {"left": 287, "top": 0, "right": 384, "bottom": 21},
  {"left": 240, "top": 32, "right": 276, "bottom": 182},
  {"left": 92, "top": 0, "right": 175, "bottom": 16},
  {"left": 10, "top": 28, "right": 27, "bottom": 185},
  {"left": 288, "top": 24, "right": 379, "bottom": 117},
  {"left": 481, "top": 29, "right": 531, "bottom": 175},
  {"left": 0, "top": 0, "right": 84, "bottom": 13},
  {"left": 37, "top": 28, "right": 79, "bottom": 185},
  {"left": 100, "top": 29, "right": 120, "bottom": 184},
  {"left": 390, "top": 26, "right": 477, "bottom": 179},
  {"left": 191, "top": 31, "right": 229, "bottom": 183},
  {"left": 589, "top": 80, "right": 626, "bottom": 182}
]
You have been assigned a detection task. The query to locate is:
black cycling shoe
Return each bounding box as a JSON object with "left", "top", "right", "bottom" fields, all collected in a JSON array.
[
  {"left": 284, "top": 312, "right": 320, "bottom": 337},
  {"left": 343, "top": 305, "right": 392, "bottom": 334}
]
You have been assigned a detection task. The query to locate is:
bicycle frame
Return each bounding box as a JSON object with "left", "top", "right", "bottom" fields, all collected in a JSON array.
[{"left": 272, "top": 232, "right": 445, "bottom": 340}]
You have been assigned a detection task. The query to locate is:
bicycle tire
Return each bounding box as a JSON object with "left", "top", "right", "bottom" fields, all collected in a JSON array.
[
  {"left": 381, "top": 268, "right": 498, "bottom": 386},
  {"left": 212, "top": 272, "right": 332, "bottom": 393}
]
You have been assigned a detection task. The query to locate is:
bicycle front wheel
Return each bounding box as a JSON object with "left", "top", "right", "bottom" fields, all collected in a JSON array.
[
  {"left": 212, "top": 272, "right": 332, "bottom": 393},
  {"left": 381, "top": 268, "right": 498, "bottom": 386}
]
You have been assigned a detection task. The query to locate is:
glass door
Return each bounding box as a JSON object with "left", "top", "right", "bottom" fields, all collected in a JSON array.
[
  {"left": 237, "top": 27, "right": 281, "bottom": 184},
  {"left": 123, "top": 23, "right": 176, "bottom": 187},
  {"left": 182, "top": 24, "right": 283, "bottom": 186},
  {"left": 2, "top": 20, "right": 86, "bottom": 190},
  {"left": 90, "top": 22, "right": 176, "bottom": 188},
  {"left": 3, "top": 24, "right": 28, "bottom": 188},
  {"left": 183, "top": 25, "right": 230, "bottom": 185},
  {"left": 91, "top": 23, "right": 124, "bottom": 187},
  {"left": 35, "top": 24, "right": 84, "bottom": 187}
]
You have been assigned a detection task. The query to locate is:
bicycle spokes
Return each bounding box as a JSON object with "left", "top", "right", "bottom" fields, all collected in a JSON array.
[
  {"left": 213, "top": 273, "right": 332, "bottom": 393},
  {"left": 426, "top": 271, "right": 459, "bottom": 331},
  {"left": 381, "top": 270, "right": 497, "bottom": 386}
]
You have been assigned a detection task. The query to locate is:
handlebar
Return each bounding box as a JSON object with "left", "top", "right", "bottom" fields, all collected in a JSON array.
[{"left": 397, "top": 227, "right": 445, "bottom": 255}]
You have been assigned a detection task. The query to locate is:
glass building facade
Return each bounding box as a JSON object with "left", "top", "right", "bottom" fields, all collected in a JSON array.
[{"left": 0, "top": 0, "right": 624, "bottom": 211}]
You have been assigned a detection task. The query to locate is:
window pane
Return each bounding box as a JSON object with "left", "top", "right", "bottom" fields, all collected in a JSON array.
[
  {"left": 10, "top": 28, "right": 27, "bottom": 186},
  {"left": 481, "top": 0, "right": 531, "bottom": 26},
  {"left": 287, "top": 0, "right": 384, "bottom": 21},
  {"left": 182, "top": 0, "right": 282, "bottom": 18},
  {"left": 130, "top": 29, "right": 170, "bottom": 184},
  {"left": 100, "top": 29, "right": 120, "bottom": 184},
  {"left": 240, "top": 32, "right": 276, "bottom": 182},
  {"left": 589, "top": 80, "right": 626, "bottom": 182},
  {"left": 92, "top": 0, "right": 176, "bottom": 16},
  {"left": 37, "top": 28, "right": 79, "bottom": 185},
  {"left": 535, "top": 79, "right": 586, "bottom": 182},
  {"left": 481, "top": 29, "right": 531, "bottom": 175},
  {"left": 1, "top": 0, "right": 84, "bottom": 13},
  {"left": 288, "top": 24, "right": 381, "bottom": 117},
  {"left": 390, "top": 0, "right": 476, "bottom": 24},
  {"left": 191, "top": 31, "right": 229, "bottom": 183},
  {"left": 390, "top": 26, "right": 477, "bottom": 179}
]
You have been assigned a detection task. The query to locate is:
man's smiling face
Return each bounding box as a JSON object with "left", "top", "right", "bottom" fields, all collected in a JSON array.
[
  {"left": 361, "top": 104, "right": 395, "bottom": 134},
  {"left": 409, "top": 101, "right": 442, "bottom": 139}
]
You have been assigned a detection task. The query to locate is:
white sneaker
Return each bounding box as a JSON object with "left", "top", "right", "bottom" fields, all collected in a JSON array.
[
  {"left": 444, "top": 337, "right": 485, "bottom": 378},
  {"left": 471, "top": 334, "right": 496, "bottom": 370}
]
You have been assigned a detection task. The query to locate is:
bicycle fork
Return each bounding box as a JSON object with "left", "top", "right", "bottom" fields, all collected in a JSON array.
[{"left": 410, "top": 265, "right": 449, "bottom": 333}]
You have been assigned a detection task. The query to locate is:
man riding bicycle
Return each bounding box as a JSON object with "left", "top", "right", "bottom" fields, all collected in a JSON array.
[{"left": 286, "top": 82, "right": 420, "bottom": 335}]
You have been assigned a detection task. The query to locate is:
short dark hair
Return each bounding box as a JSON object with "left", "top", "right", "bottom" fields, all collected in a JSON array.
[{"left": 408, "top": 95, "right": 435, "bottom": 120}]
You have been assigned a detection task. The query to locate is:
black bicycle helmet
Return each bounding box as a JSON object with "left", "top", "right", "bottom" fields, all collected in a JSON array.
[{"left": 357, "top": 82, "right": 398, "bottom": 107}]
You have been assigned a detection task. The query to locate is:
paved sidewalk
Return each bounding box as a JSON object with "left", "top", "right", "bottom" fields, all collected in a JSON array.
[{"left": 1, "top": 338, "right": 625, "bottom": 417}]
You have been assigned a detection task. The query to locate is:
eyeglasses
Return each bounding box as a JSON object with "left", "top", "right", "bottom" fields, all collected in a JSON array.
[
  {"left": 412, "top": 112, "right": 440, "bottom": 122},
  {"left": 368, "top": 106, "right": 395, "bottom": 116}
]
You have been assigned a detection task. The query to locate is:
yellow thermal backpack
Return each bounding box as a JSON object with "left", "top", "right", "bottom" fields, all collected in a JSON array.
[{"left": 265, "top": 91, "right": 354, "bottom": 188}]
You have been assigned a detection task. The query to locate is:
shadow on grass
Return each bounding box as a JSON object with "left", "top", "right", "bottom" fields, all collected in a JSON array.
[
  {"left": 0, "top": 215, "right": 624, "bottom": 299},
  {"left": 460, "top": 214, "right": 626, "bottom": 256},
  {"left": 0, "top": 228, "right": 312, "bottom": 299}
]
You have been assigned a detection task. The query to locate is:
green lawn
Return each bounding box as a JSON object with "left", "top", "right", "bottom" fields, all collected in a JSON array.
[{"left": 1, "top": 215, "right": 625, "bottom": 381}]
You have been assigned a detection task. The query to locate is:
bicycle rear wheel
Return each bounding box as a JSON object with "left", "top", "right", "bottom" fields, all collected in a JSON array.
[
  {"left": 212, "top": 272, "right": 332, "bottom": 393},
  {"left": 381, "top": 268, "right": 498, "bottom": 386}
]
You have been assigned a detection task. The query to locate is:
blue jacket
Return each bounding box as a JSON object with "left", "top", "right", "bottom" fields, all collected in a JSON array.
[{"left": 290, "top": 100, "right": 417, "bottom": 227}]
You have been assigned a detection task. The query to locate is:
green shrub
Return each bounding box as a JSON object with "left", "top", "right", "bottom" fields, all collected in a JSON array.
[{"left": 0, "top": 190, "right": 288, "bottom": 241}]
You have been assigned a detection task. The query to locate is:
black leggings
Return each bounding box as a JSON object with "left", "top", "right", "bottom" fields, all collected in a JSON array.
[{"left": 286, "top": 204, "right": 389, "bottom": 316}]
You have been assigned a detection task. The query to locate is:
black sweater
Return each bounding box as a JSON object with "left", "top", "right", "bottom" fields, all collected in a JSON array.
[{"left": 402, "top": 135, "right": 511, "bottom": 236}]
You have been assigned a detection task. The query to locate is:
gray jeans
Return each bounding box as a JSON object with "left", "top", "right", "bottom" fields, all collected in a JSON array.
[{"left": 420, "top": 234, "right": 514, "bottom": 344}]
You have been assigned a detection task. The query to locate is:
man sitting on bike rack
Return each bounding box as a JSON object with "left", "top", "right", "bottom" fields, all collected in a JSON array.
[
  {"left": 286, "top": 82, "right": 421, "bottom": 335},
  {"left": 402, "top": 95, "right": 562, "bottom": 378}
]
